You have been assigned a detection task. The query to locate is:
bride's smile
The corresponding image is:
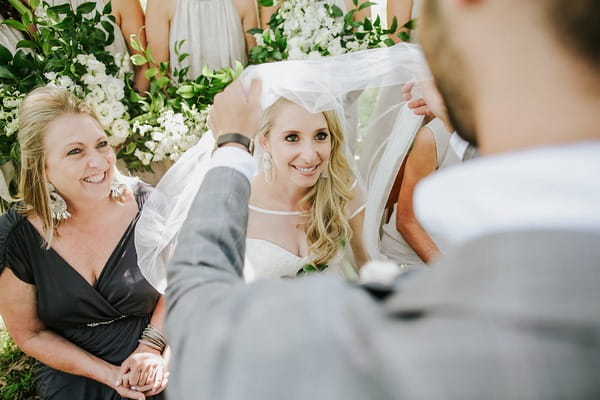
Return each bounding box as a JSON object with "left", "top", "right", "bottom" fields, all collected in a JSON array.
[{"left": 260, "top": 99, "right": 332, "bottom": 189}]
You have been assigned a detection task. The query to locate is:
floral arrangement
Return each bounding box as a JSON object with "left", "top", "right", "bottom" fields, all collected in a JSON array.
[
  {"left": 250, "top": 0, "right": 408, "bottom": 63},
  {"left": 120, "top": 40, "right": 242, "bottom": 170},
  {"left": 0, "top": 0, "right": 241, "bottom": 204}
]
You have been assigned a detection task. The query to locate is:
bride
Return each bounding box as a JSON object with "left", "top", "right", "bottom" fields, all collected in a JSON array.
[
  {"left": 135, "top": 43, "right": 431, "bottom": 292},
  {"left": 245, "top": 97, "right": 366, "bottom": 281}
]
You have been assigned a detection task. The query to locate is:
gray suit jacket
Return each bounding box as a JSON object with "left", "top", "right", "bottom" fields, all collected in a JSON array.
[{"left": 166, "top": 167, "right": 600, "bottom": 399}]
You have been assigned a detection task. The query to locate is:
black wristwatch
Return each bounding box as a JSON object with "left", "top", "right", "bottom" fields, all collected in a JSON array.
[{"left": 214, "top": 133, "right": 254, "bottom": 155}]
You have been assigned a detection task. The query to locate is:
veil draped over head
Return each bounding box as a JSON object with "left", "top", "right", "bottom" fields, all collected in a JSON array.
[{"left": 135, "top": 43, "right": 431, "bottom": 293}]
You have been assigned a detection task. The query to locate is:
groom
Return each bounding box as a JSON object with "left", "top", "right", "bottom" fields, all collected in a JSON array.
[{"left": 166, "top": 0, "right": 600, "bottom": 398}]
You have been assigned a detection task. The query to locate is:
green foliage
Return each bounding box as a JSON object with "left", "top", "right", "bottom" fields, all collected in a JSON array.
[
  {"left": 118, "top": 37, "right": 243, "bottom": 171},
  {"left": 296, "top": 263, "right": 328, "bottom": 276},
  {"left": 249, "top": 0, "right": 403, "bottom": 64},
  {"left": 0, "top": 330, "right": 37, "bottom": 400}
]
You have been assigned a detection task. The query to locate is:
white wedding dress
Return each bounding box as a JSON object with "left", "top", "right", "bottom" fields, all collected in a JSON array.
[{"left": 243, "top": 184, "right": 365, "bottom": 282}]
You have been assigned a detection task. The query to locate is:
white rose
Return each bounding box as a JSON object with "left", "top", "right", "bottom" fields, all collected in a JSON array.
[
  {"left": 85, "top": 87, "right": 106, "bottom": 105},
  {"left": 44, "top": 72, "right": 57, "bottom": 81},
  {"left": 86, "top": 58, "right": 106, "bottom": 75},
  {"left": 151, "top": 130, "right": 166, "bottom": 142},
  {"left": 103, "top": 77, "right": 125, "bottom": 101},
  {"left": 110, "top": 118, "right": 130, "bottom": 143},
  {"left": 56, "top": 75, "right": 75, "bottom": 91},
  {"left": 94, "top": 102, "right": 114, "bottom": 128},
  {"left": 288, "top": 47, "right": 307, "bottom": 60},
  {"left": 108, "top": 100, "right": 126, "bottom": 120}
]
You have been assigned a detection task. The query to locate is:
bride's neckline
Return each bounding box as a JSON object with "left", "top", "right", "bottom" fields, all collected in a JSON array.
[{"left": 248, "top": 204, "right": 303, "bottom": 216}]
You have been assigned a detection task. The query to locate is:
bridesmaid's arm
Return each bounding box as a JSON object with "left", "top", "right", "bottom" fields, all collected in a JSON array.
[
  {"left": 349, "top": 208, "right": 368, "bottom": 269},
  {"left": 0, "top": 268, "right": 144, "bottom": 399},
  {"left": 395, "top": 126, "right": 440, "bottom": 263},
  {"left": 233, "top": 0, "right": 259, "bottom": 54},
  {"left": 387, "top": 0, "right": 413, "bottom": 43},
  {"left": 110, "top": 0, "right": 149, "bottom": 93},
  {"left": 260, "top": 4, "right": 278, "bottom": 29},
  {"left": 145, "top": 0, "right": 175, "bottom": 72}
]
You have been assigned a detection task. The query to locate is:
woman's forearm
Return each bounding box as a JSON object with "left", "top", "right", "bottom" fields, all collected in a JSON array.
[{"left": 17, "top": 328, "right": 117, "bottom": 387}]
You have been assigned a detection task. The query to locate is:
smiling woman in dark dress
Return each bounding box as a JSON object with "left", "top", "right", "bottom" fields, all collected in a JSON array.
[{"left": 0, "top": 87, "right": 167, "bottom": 400}]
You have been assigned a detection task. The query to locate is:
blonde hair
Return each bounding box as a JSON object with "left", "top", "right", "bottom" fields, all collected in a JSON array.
[
  {"left": 17, "top": 86, "right": 99, "bottom": 247},
  {"left": 259, "top": 99, "right": 354, "bottom": 267}
]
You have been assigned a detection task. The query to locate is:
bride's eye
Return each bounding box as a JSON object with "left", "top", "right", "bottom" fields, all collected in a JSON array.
[
  {"left": 315, "top": 131, "right": 329, "bottom": 141},
  {"left": 285, "top": 134, "right": 299, "bottom": 142}
]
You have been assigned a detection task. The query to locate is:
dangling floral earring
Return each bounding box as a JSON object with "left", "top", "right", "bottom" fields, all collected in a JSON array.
[
  {"left": 110, "top": 177, "right": 127, "bottom": 201},
  {"left": 262, "top": 151, "right": 274, "bottom": 183},
  {"left": 47, "top": 183, "right": 71, "bottom": 221},
  {"left": 320, "top": 162, "right": 330, "bottom": 179}
]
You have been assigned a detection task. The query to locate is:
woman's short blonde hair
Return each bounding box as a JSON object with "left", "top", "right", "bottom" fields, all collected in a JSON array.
[
  {"left": 17, "top": 86, "right": 99, "bottom": 246},
  {"left": 258, "top": 99, "right": 354, "bottom": 267}
]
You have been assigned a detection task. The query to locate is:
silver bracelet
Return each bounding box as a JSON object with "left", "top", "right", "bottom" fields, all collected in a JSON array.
[{"left": 138, "top": 324, "right": 167, "bottom": 354}]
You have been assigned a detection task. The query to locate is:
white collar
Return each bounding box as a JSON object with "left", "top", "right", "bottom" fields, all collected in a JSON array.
[{"left": 414, "top": 141, "right": 600, "bottom": 251}]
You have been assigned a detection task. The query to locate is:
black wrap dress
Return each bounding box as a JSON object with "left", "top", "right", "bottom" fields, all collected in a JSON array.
[{"left": 0, "top": 184, "right": 164, "bottom": 399}]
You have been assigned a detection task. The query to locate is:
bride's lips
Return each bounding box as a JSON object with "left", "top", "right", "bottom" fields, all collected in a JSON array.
[{"left": 291, "top": 163, "right": 321, "bottom": 176}]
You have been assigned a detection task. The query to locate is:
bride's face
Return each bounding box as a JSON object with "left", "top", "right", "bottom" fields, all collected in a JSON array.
[{"left": 262, "top": 101, "right": 332, "bottom": 188}]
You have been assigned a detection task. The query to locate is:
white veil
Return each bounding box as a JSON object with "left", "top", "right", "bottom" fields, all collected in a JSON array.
[{"left": 135, "top": 43, "right": 431, "bottom": 293}]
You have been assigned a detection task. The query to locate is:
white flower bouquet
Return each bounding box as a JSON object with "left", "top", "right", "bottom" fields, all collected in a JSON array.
[{"left": 250, "top": 0, "right": 405, "bottom": 63}]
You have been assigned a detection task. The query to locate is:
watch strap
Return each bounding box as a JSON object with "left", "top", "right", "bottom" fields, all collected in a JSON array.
[{"left": 215, "top": 133, "right": 254, "bottom": 154}]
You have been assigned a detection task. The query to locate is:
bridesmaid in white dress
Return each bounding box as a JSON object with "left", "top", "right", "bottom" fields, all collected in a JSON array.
[
  {"left": 145, "top": 0, "right": 258, "bottom": 79},
  {"left": 42, "top": 0, "right": 148, "bottom": 92},
  {"left": 244, "top": 98, "right": 367, "bottom": 281}
]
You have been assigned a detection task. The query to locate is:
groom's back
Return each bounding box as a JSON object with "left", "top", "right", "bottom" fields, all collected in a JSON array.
[{"left": 375, "top": 229, "right": 600, "bottom": 399}]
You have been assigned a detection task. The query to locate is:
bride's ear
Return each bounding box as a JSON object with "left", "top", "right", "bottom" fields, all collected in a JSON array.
[{"left": 258, "top": 135, "right": 269, "bottom": 152}]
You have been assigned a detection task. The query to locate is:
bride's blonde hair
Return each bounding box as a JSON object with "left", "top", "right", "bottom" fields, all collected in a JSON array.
[{"left": 259, "top": 99, "right": 354, "bottom": 267}]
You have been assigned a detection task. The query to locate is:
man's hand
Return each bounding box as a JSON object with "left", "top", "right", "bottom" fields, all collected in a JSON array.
[{"left": 208, "top": 79, "right": 263, "bottom": 141}]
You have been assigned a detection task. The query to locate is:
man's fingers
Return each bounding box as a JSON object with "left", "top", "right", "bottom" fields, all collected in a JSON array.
[{"left": 247, "top": 79, "right": 263, "bottom": 104}]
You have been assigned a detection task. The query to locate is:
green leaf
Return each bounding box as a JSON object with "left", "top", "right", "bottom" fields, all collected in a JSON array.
[
  {"left": 48, "top": 4, "right": 73, "bottom": 14},
  {"left": 144, "top": 67, "right": 159, "bottom": 80},
  {"left": 247, "top": 28, "right": 263, "bottom": 35},
  {"left": 383, "top": 38, "right": 395, "bottom": 47},
  {"left": 258, "top": 0, "right": 274, "bottom": 6},
  {"left": 329, "top": 5, "right": 344, "bottom": 18},
  {"left": 156, "top": 76, "right": 169, "bottom": 89},
  {"left": 102, "top": 0, "right": 112, "bottom": 15},
  {"left": 353, "top": 0, "right": 358, "bottom": 6},
  {"left": 131, "top": 54, "right": 147, "bottom": 66},
  {"left": 398, "top": 31, "right": 410, "bottom": 42},
  {"left": 2, "top": 19, "right": 26, "bottom": 32},
  {"left": 0, "top": 45, "right": 12, "bottom": 64},
  {"left": 129, "top": 34, "right": 142, "bottom": 52},
  {"left": 15, "top": 40, "right": 36, "bottom": 50},
  {"left": 358, "top": 1, "right": 375, "bottom": 11},
  {"left": 403, "top": 19, "right": 416, "bottom": 30},
  {"left": 363, "top": 18, "right": 372, "bottom": 31},
  {"left": 29, "top": 0, "right": 40, "bottom": 9},
  {"left": 388, "top": 16, "right": 398, "bottom": 33},
  {"left": 124, "top": 142, "right": 137, "bottom": 155},
  {"left": 76, "top": 2, "right": 97, "bottom": 15},
  {"left": 0, "top": 66, "right": 16, "bottom": 80}
]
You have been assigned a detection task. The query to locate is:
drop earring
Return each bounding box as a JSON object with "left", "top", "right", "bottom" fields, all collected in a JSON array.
[
  {"left": 47, "top": 183, "right": 71, "bottom": 221},
  {"left": 110, "top": 177, "right": 127, "bottom": 201},
  {"left": 262, "top": 151, "right": 274, "bottom": 183},
  {"left": 320, "top": 162, "right": 330, "bottom": 179}
]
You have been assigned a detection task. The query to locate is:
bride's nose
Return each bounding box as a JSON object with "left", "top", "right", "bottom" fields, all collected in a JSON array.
[{"left": 298, "top": 141, "right": 320, "bottom": 163}]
